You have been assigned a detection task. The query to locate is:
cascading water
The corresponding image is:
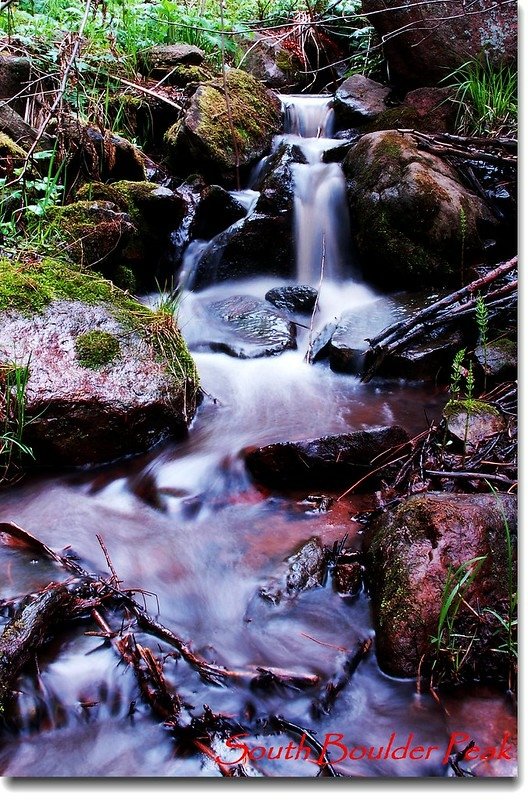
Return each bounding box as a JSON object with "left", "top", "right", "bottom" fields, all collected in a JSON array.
[
  {"left": 281, "top": 94, "right": 354, "bottom": 283},
  {"left": 0, "top": 95, "right": 511, "bottom": 779}
]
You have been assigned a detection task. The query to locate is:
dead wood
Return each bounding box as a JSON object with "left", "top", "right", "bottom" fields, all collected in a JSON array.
[{"left": 312, "top": 638, "right": 372, "bottom": 717}]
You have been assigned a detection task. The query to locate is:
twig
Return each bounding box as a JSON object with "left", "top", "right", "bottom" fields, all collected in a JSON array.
[
  {"left": 312, "top": 638, "right": 372, "bottom": 717},
  {"left": 109, "top": 75, "right": 183, "bottom": 111}
]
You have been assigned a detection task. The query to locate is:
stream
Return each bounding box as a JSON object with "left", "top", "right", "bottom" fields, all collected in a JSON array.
[{"left": 0, "top": 96, "right": 515, "bottom": 778}]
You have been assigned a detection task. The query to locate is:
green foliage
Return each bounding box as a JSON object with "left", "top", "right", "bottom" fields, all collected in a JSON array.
[
  {"left": 444, "top": 56, "right": 517, "bottom": 136},
  {"left": 75, "top": 330, "right": 121, "bottom": 369},
  {"left": 449, "top": 347, "right": 466, "bottom": 399},
  {"left": 430, "top": 555, "right": 486, "bottom": 682},
  {"left": 1, "top": 361, "right": 34, "bottom": 485}
]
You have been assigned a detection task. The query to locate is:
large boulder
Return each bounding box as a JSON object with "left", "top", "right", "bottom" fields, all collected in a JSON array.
[
  {"left": 0, "top": 258, "right": 198, "bottom": 466},
  {"left": 362, "top": 0, "right": 517, "bottom": 85},
  {"left": 164, "top": 69, "right": 282, "bottom": 183},
  {"left": 244, "top": 426, "right": 409, "bottom": 489},
  {"left": 365, "top": 492, "right": 517, "bottom": 680},
  {"left": 343, "top": 131, "right": 496, "bottom": 289}
]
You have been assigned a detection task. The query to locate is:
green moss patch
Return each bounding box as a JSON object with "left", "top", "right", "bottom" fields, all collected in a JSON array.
[{"left": 75, "top": 330, "right": 121, "bottom": 369}]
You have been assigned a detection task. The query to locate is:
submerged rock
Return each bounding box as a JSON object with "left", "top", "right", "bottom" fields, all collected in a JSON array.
[
  {"left": 334, "top": 75, "right": 390, "bottom": 126},
  {"left": 344, "top": 131, "right": 496, "bottom": 290},
  {"left": 164, "top": 69, "right": 281, "bottom": 183},
  {"left": 244, "top": 426, "right": 409, "bottom": 489},
  {"left": 0, "top": 258, "right": 198, "bottom": 466},
  {"left": 191, "top": 294, "right": 297, "bottom": 358},
  {"left": 365, "top": 492, "right": 517, "bottom": 679},
  {"left": 265, "top": 285, "right": 318, "bottom": 313},
  {"left": 259, "top": 537, "right": 327, "bottom": 604}
]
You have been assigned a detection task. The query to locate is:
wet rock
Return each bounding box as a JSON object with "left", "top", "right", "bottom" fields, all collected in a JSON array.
[
  {"left": 475, "top": 339, "right": 517, "bottom": 382},
  {"left": 344, "top": 131, "right": 497, "bottom": 290},
  {"left": 365, "top": 492, "right": 517, "bottom": 678},
  {"left": 309, "top": 320, "right": 338, "bottom": 363},
  {"left": 240, "top": 33, "right": 304, "bottom": 90},
  {"left": 334, "top": 75, "right": 390, "bottom": 125},
  {"left": 362, "top": 0, "right": 517, "bottom": 85},
  {"left": 321, "top": 137, "right": 359, "bottom": 163},
  {"left": 443, "top": 400, "right": 506, "bottom": 451},
  {"left": 333, "top": 560, "right": 362, "bottom": 595},
  {"left": 139, "top": 44, "right": 205, "bottom": 77},
  {"left": 164, "top": 69, "right": 281, "bottom": 183},
  {"left": 244, "top": 426, "right": 409, "bottom": 489},
  {"left": 363, "top": 88, "right": 456, "bottom": 135},
  {"left": 0, "top": 258, "right": 198, "bottom": 467},
  {"left": 190, "top": 185, "right": 246, "bottom": 240},
  {"left": 265, "top": 285, "right": 318, "bottom": 313},
  {"left": 377, "top": 323, "right": 467, "bottom": 381},
  {"left": 190, "top": 142, "right": 302, "bottom": 287},
  {"left": 328, "top": 299, "right": 400, "bottom": 374},
  {"left": 193, "top": 294, "right": 297, "bottom": 358},
  {"left": 47, "top": 201, "right": 136, "bottom": 271},
  {"left": 259, "top": 537, "right": 327, "bottom": 604}
]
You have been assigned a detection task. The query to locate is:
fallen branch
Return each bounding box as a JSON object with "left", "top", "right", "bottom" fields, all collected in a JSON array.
[{"left": 312, "top": 638, "right": 372, "bottom": 717}]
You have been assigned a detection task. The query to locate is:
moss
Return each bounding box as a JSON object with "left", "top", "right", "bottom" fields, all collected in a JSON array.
[
  {"left": 169, "top": 64, "right": 212, "bottom": 86},
  {"left": 0, "top": 133, "right": 27, "bottom": 160},
  {"left": 112, "top": 264, "right": 137, "bottom": 292},
  {"left": 75, "top": 330, "right": 120, "bottom": 369},
  {"left": 444, "top": 399, "right": 502, "bottom": 418}
]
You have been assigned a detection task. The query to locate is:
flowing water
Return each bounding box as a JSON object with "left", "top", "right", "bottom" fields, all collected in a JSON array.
[{"left": 0, "top": 96, "right": 515, "bottom": 778}]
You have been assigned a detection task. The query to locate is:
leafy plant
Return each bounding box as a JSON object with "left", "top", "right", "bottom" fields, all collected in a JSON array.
[
  {"left": 444, "top": 56, "right": 517, "bottom": 136},
  {"left": 0, "top": 361, "right": 34, "bottom": 486},
  {"left": 430, "top": 555, "right": 487, "bottom": 683},
  {"left": 475, "top": 292, "right": 489, "bottom": 386}
]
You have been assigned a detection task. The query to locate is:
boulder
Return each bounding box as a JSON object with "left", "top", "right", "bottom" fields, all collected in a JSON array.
[
  {"left": 0, "top": 53, "right": 31, "bottom": 113},
  {"left": 328, "top": 298, "right": 402, "bottom": 374},
  {"left": 365, "top": 492, "right": 517, "bottom": 679},
  {"left": 239, "top": 33, "right": 305, "bottom": 90},
  {"left": 139, "top": 44, "right": 205, "bottom": 79},
  {"left": 47, "top": 201, "right": 136, "bottom": 271},
  {"left": 244, "top": 426, "right": 409, "bottom": 489},
  {"left": 265, "top": 285, "right": 318, "bottom": 313},
  {"left": 344, "top": 131, "right": 497, "bottom": 290},
  {"left": 363, "top": 88, "right": 457, "bottom": 135},
  {"left": 190, "top": 141, "right": 302, "bottom": 288},
  {"left": 362, "top": 0, "right": 517, "bottom": 85},
  {"left": 0, "top": 258, "right": 198, "bottom": 466},
  {"left": 333, "top": 75, "right": 390, "bottom": 125},
  {"left": 190, "top": 294, "right": 297, "bottom": 358},
  {"left": 164, "top": 69, "right": 282, "bottom": 183}
]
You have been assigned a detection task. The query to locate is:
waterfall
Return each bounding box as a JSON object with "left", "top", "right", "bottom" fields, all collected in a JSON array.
[{"left": 280, "top": 94, "right": 354, "bottom": 284}]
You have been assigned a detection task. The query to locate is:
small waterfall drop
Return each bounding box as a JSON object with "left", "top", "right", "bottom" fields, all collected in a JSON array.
[{"left": 279, "top": 94, "right": 354, "bottom": 284}]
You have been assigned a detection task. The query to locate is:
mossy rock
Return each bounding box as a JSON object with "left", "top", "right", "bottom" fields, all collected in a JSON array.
[
  {"left": 365, "top": 492, "right": 517, "bottom": 681},
  {"left": 443, "top": 398, "right": 506, "bottom": 450},
  {"left": 47, "top": 200, "right": 136, "bottom": 271},
  {"left": 164, "top": 68, "right": 282, "bottom": 183},
  {"left": 343, "top": 131, "right": 497, "bottom": 290},
  {"left": 0, "top": 256, "right": 199, "bottom": 466},
  {"left": 73, "top": 181, "right": 189, "bottom": 288}
]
